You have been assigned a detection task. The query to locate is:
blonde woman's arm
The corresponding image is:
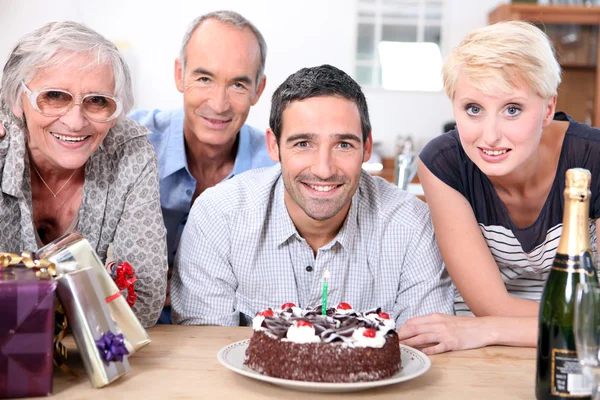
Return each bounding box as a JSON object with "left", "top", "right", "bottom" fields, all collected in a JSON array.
[{"left": 418, "top": 159, "right": 539, "bottom": 316}]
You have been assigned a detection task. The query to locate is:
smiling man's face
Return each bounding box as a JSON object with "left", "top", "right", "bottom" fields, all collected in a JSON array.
[
  {"left": 267, "top": 95, "right": 372, "bottom": 223},
  {"left": 175, "top": 19, "right": 266, "bottom": 150}
]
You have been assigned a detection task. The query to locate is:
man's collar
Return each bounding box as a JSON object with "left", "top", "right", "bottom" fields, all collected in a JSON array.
[
  {"left": 331, "top": 190, "right": 359, "bottom": 251},
  {"left": 228, "top": 125, "right": 253, "bottom": 179},
  {"left": 271, "top": 174, "right": 361, "bottom": 251},
  {"left": 272, "top": 177, "right": 300, "bottom": 246},
  {"left": 159, "top": 110, "right": 187, "bottom": 180},
  {"left": 162, "top": 115, "right": 252, "bottom": 181}
]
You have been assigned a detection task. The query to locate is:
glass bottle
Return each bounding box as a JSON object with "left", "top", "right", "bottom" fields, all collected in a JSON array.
[{"left": 536, "top": 168, "right": 599, "bottom": 399}]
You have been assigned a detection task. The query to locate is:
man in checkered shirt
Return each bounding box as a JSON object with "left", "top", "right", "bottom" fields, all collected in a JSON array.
[{"left": 171, "top": 64, "right": 454, "bottom": 327}]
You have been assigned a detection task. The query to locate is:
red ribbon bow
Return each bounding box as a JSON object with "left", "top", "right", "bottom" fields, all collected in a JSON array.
[{"left": 114, "top": 262, "right": 137, "bottom": 307}]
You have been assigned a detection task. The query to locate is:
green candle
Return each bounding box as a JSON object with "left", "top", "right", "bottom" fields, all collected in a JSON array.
[{"left": 322, "top": 269, "right": 330, "bottom": 315}]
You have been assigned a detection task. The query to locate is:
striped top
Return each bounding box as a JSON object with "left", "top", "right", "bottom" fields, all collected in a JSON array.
[{"left": 420, "top": 113, "right": 600, "bottom": 315}]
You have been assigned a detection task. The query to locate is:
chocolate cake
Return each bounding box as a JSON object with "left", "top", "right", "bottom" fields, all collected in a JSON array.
[{"left": 244, "top": 302, "right": 401, "bottom": 383}]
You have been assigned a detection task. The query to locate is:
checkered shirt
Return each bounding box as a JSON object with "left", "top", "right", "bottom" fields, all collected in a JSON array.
[{"left": 171, "top": 165, "right": 454, "bottom": 327}]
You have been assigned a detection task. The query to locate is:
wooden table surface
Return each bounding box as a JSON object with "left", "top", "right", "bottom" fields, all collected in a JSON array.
[{"left": 42, "top": 325, "right": 537, "bottom": 399}]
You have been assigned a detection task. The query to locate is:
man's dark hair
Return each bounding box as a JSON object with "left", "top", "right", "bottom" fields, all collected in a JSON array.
[{"left": 269, "top": 64, "right": 371, "bottom": 144}]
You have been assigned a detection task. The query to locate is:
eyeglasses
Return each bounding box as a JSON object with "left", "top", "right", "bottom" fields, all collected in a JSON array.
[{"left": 20, "top": 81, "right": 123, "bottom": 123}]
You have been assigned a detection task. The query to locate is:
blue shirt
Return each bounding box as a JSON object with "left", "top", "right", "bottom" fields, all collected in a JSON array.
[{"left": 129, "top": 108, "right": 276, "bottom": 266}]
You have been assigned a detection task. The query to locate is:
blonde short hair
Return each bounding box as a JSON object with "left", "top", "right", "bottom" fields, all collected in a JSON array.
[{"left": 443, "top": 21, "right": 561, "bottom": 100}]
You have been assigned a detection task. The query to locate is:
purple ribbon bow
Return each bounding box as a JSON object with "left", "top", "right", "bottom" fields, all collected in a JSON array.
[{"left": 96, "top": 331, "right": 129, "bottom": 363}]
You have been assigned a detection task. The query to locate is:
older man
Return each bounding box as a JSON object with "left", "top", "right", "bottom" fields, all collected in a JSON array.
[
  {"left": 172, "top": 65, "right": 454, "bottom": 327},
  {"left": 129, "top": 11, "right": 276, "bottom": 322}
]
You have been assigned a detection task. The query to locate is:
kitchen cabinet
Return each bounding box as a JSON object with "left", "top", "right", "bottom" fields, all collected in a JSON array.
[{"left": 489, "top": 4, "right": 600, "bottom": 125}]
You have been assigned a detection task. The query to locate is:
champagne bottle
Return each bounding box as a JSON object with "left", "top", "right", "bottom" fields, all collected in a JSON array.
[{"left": 536, "top": 168, "right": 599, "bottom": 399}]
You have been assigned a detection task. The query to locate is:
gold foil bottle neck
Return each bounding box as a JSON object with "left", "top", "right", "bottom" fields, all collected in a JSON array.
[
  {"left": 557, "top": 168, "right": 592, "bottom": 255},
  {"left": 565, "top": 168, "right": 591, "bottom": 201}
]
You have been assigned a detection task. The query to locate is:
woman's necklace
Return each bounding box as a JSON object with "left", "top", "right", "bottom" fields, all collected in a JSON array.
[{"left": 31, "top": 163, "right": 78, "bottom": 198}]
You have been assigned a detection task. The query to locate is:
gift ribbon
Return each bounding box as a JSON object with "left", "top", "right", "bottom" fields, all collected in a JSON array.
[
  {"left": 96, "top": 330, "right": 129, "bottom": 364},
  {"left": 53, "top": 299, "right": 78, "bottom": 377},
  {"left": 106, "top": 261, "right": 137, "bottom": 307},
  {"left": 0, "top": 252, "right": 56, "bottom": 278}
]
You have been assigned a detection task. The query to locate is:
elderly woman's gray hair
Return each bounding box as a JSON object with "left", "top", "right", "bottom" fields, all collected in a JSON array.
[{"left": 1, "top": 20, "right": 134, "bottom": 120}]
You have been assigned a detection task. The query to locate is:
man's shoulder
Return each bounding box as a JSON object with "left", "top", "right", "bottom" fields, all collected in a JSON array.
[
  {"left": 358, "top": 172, "right": 431, "bottom": 229},
  {"left": 128, "top": 108, "right": 183, "bottom": 145},
  {"left": 243, "top": 124, "right": 267, "bottom": 140},
  {"left": 196, "top": 165, "right": 281, "bottom": 215},
  {"left": 240, "top": 124, "right": 276, "bottom": 169},
  {"left": 128, "top": 108, "right": 183, "bottom": 130}
]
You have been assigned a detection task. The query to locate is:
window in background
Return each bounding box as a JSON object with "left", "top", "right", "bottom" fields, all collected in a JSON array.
[{"left": 356, "top": 0, "right": 444, "bottom": 91}]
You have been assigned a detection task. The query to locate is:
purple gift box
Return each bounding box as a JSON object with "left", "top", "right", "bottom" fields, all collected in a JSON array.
[{"left": 0, "top": 267, "right": 56, "bottom": 398}]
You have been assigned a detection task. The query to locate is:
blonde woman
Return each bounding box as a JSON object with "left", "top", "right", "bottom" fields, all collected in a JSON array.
[{"left": 397, "top": 21, "right": 600, "bottom": 354}]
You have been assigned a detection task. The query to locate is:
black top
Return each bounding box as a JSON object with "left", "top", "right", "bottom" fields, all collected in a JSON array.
[{"left": 419, "top": 112, "right": 600, "bottom": 314}]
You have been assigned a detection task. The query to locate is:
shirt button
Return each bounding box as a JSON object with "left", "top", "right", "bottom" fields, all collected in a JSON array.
[
  {"left": 306, "top": 266, "right": 313, "bottom": 272},
  {"left": 186, "top": 189, "right": 192, "bottom": 196}
]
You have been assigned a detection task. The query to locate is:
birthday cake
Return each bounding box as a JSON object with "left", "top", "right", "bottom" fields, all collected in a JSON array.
[{"left": 244, "top": 302, "right": 400, "bottom": 383}]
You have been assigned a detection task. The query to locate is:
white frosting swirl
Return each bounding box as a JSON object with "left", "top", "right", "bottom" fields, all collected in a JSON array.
[
  {"left": 290, "top": 306, "right": 304, "bottom": 317},
  {"left": 335, "top": 307, "right": 355, "bottom": 315},
  {"left": 284, "top": 322, "right": 321, "bottom": 343},
  {"left": 252, "top": 315, "right": 265, "bottom": 330},
  {"left": 365, "top": 313, "right": 396, "bottom": 332},
  {"left": 351, "top": 327, "right": 386, "bottom": 348}
]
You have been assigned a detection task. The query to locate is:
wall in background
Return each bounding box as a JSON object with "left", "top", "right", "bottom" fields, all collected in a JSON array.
[{"left": 0, "top": 0, "right": 505, "bottom": 156}]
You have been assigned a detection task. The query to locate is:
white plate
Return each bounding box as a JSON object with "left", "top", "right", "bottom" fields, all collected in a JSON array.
[{"left": 217, "top": 339, "right": 431, "bottom": 393}]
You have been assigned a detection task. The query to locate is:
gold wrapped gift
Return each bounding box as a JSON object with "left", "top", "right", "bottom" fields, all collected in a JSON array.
[
  {"left": 36, "top": 232, "right": 151, "bottom": 353},
  {"left": 55, "top": 266, "right": 131, "bottom": 388}
]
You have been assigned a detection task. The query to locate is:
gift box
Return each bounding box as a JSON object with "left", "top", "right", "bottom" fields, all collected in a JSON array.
[
  {"left": 36, "top": 232, "right": 150, "bottom": 353},
  {"left": 55, "top": 266, "right": 131, "bottom": 388},
  {"left": 0, "top": 265, "right": 56, "bottom": 398}
]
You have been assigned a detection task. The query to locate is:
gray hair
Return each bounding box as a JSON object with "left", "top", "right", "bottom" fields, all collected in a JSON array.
[
  {"left": 179, "top": 11, "right": 267, "bottom": 85},
  {"left": 1, "top": 20, "right": 134, "bottom": 123}
]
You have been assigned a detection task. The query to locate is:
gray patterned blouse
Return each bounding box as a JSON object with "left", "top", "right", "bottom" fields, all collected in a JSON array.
[{"left": 0, "top": 117, "right": 168, "bottom": 328}]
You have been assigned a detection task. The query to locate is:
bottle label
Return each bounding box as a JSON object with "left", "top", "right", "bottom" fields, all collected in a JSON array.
[
  {"left": 551, "top": 349, "right": 592, "bottom": 397},
  {"left": 551, "top": 251, "right": 596, "bottom": 277}
]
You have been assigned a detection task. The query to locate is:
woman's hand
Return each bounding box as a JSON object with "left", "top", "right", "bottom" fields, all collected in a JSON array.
[
  {"left": 397, "top": 313, "right": 490, "bottom": 355},
  {"left": 397, "top": 313, "right": 538, "bottom": 355},
  {"left": 0, "top": 121, "right": 6, "bottom": 139}
]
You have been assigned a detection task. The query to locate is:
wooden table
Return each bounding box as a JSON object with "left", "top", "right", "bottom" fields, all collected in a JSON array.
[{"left": 44, "top": 325, "right": 536, "bottom": 399}]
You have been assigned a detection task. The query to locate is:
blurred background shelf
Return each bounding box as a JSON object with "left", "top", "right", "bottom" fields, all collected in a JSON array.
[
  {"left": 489, "top": 4, "right": 600, "bottom": 126},
  {"left": 368, "top": 157, "right": 426, "bottom": 201}
]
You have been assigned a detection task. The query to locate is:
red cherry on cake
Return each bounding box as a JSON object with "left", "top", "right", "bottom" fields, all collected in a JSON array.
[
  {"left": 378, "top": 312, "right": 390, "bottom": 320},
  {"left": 336, "top": 302, "right": 352, "bottom": 310},
  {"left": 296, "top": 320, "right": 313, "bottom": 328},
  {"left": 281, "top": 302, "right": 296, "bottom": 309},
  {"left": 363, "top": 328, "right": 377, "bottom": 338},
  {"left": 259, "top": 309, "right": 274, "bottom": 317}
]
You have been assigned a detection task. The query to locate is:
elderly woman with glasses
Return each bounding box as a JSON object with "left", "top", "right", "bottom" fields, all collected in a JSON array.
[{"left": 0, "top": 21, "right": 168, "bottom": 328}]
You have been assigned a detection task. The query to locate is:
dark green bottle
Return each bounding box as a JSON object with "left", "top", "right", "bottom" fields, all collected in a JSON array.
[{"left": 536, "top": 168, "right": 599, "bottom": 399}]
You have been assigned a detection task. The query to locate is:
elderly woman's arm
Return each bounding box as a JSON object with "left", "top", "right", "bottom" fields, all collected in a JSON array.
[{"left": 112, "top": 154, "right": 168, "bottom": 328}]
